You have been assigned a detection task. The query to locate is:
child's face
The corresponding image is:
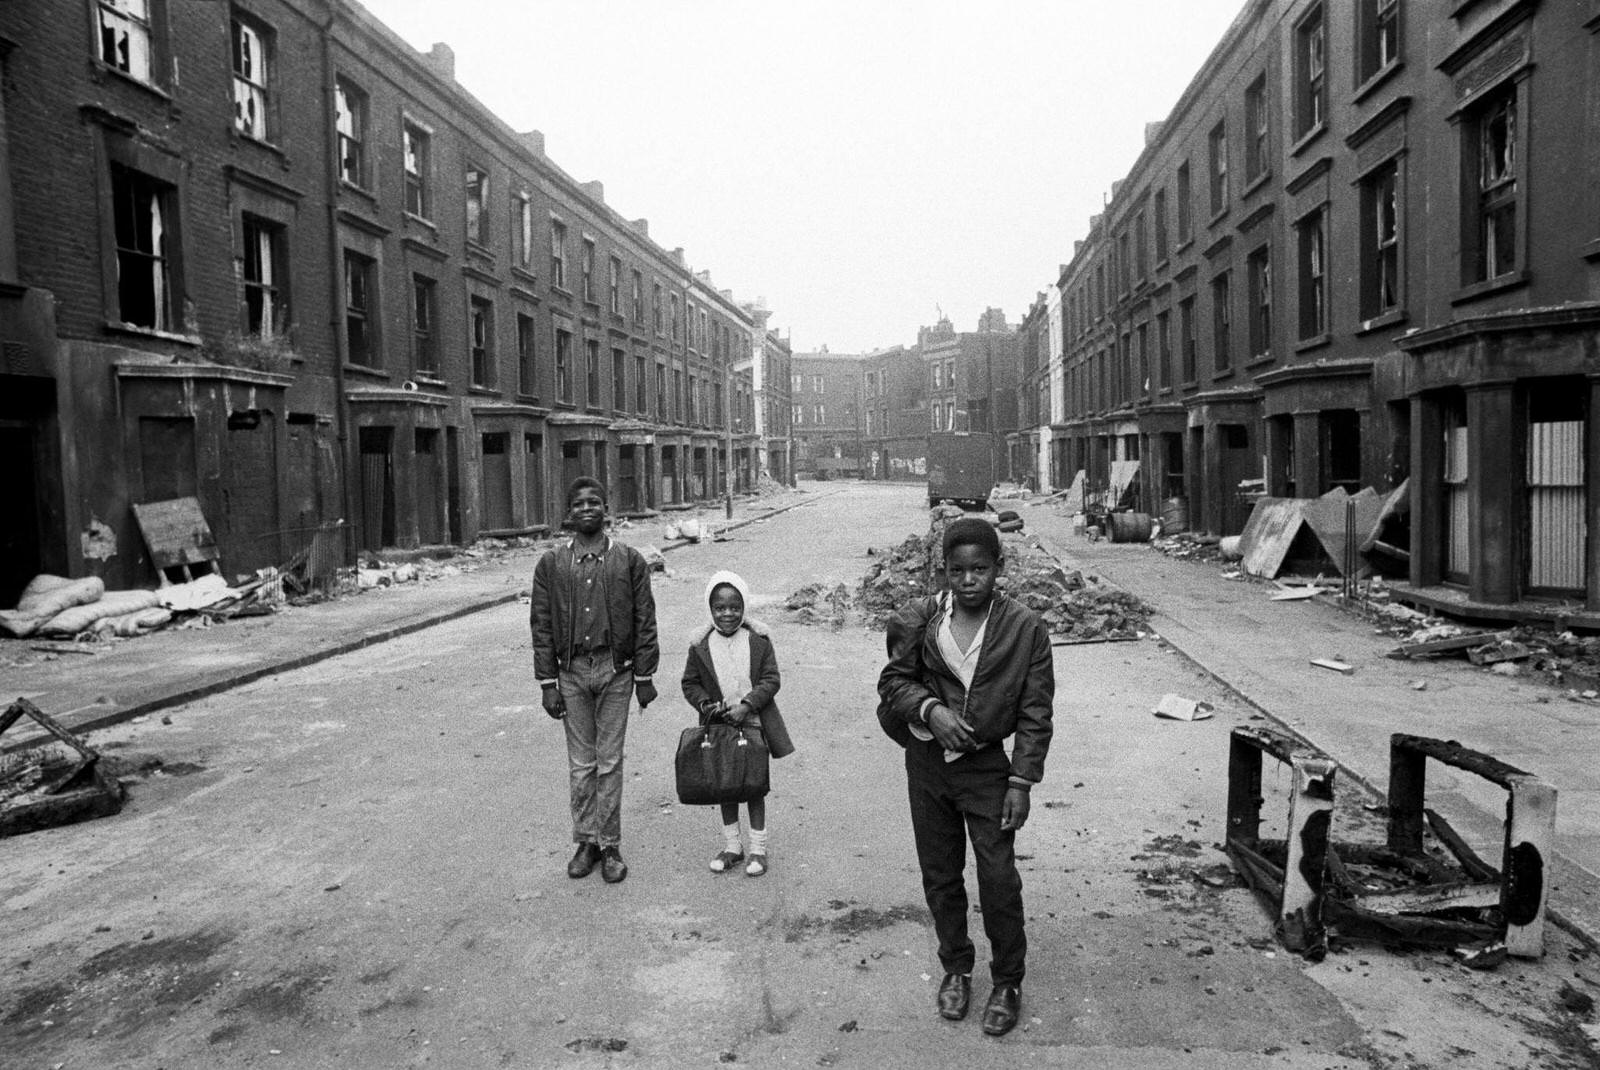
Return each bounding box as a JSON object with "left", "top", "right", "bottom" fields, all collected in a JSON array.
[
  {"left": 709, "top": 585, "right": 745, "bottom": 636},
  {"left": 568, "top": 488, "right": 606, "bottom": 535},
  {"left": 945, "top": 543, "right": 1002, "bottom": 611}
]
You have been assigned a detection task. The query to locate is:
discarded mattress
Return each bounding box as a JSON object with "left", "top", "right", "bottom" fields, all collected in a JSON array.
[
  {"left": 0, "top": 575, "right": 107, "bottom": 638},
  {"left": 35, "top": 589, "right": 162, "bottom": 636}
]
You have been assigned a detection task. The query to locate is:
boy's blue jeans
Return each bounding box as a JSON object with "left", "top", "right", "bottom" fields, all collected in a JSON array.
[{"left": 560, "top": 649, "right": 634, "bottom": 848}]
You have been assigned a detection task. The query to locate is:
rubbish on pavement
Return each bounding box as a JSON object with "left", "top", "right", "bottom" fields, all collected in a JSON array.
[
  {"left": 1269, "top": 587, "right": 1320, "bottom": 601},
  {"left": 1152, "top": 694, "right": 1213, "bottom": 721},
  {"left": 1387, "top": 630, "right": 1505, "bottom": 660},
  {"left": 1218, "top": 535, "right": 1243, "bottom": 560},
  {"left": 0, "top": 697, "right": 125, "bottom": 837},
  {"left": 0, "top": 574, "right": 107, "bottom": 637},
  {"left": 1466, "top": 639, "right": 1532, "bottom": 666},
  {"left": 156, "top": 573, "right": 234, "bottom": 612},
  {"left": 132, "top": 495, "right": 222, "bottom": 585},
  {"left": 1311, "top": 658, "right": 1355, "bottom": 675}
]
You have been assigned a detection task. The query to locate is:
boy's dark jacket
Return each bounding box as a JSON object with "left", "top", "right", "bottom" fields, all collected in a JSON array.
[
  {"left": 529, "top": 538, "right": 659, "bottom": 681},
  {"left": 876, "top": 592, "right": 1054, "bottom": 784},
  {"left": 680, "top": 621, "right": 795, "bottom": 759}
]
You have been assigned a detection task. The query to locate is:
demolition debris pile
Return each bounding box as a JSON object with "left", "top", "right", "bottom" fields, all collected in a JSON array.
[{"left": 788, "top": 515, "right": 1153, "bottom": 641}]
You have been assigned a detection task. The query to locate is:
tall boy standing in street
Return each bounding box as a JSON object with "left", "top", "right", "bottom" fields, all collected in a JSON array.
[
  {"left": 877, "top": 517, "right": 1055, "bottom": 1036},
  {"left": 531, "top": 477, "right": 660, "bottom": 884}
]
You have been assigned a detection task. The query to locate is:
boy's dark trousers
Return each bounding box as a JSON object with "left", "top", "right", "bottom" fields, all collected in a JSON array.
[{"left": 905, "top": 736, "right": 1026, "bottom": 987}]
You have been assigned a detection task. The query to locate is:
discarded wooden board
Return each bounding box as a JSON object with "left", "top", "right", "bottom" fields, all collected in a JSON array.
[
  {"left": 1311, "top": 658, "right": 1355, "bottom": 675},
  {"left": 1388, "top": 631, "right": 1505, "bottom": 660},
  {"left": 1236, "top": 497, "right": 1303, "bottom": 579},
  {"left": 0, "top": 698, "right": 125, "bottom": 837},
  {"left": 1270, "top": 587, "right": 1322, "bottom": 601},
  {"left": 1467, "top": 640, "right": 1533, "bottom": 666},
  {"left": 1152, "top": 694, "right": 1213, "bottom": 721},
  {"left": 132, "top": 496, "right": 221, "bottom": 584}
]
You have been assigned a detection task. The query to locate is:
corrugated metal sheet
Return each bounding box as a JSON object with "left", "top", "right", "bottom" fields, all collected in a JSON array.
[
  {"left": 1528, "top": 420, "right": 1585, "bottom": 590},
  {"left": 1447, "top": 487, "right": 1471, "bottom": 576}
]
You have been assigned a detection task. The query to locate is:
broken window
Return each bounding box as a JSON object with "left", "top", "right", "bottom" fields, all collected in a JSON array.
[
  {"left": 1211, "top": 271, "right": 1232, "bottom": 373},
  {"left": 1475, "top": 87, "right": 1518, "bottom": 282},
  {"left": 632, "top": 270, "right": 644, "bottom": 323},
  {"left": 581, "top": 239, "right": 595, "bottom": 302},
  {"left": 231, "top": 16, "right": 271, "bottom": 141},
  {"left": 555, "top": 328, "right": 573, "bottom": 401},
  {"left": 1361, "top": 162, "right": 1400, "bottom": 318},
  {"left": 411, "top": 274, "right": 436, "bottom": 375},
  {"left": 586, "top": 339, "right": 600, "bottom": 407},
  {"left": 241, "top": 215, "right": 286, "bottom": 338},
  {"left": 465, "top": 166, "right": 488, "bottom": 246},
  {"left": 403, "top": 123, "right": 430, "bottom": 219},
  {"left": 608, "top": 256, "right": 621, "bottom": 315},
  {"left": 112, "top": 163, "right": 175, "bottom": 331},
  {"left": 517, "top": 312, "right": 536, "bottom": 397},
  {"left": 1297, "top": 207, "right": 1327, "bottom": 339},
  {"left": 1245, "top": 74, "right": 1269, "bottom": 183},
  {"left": 1208, "top": 121, "right": 1228, "bottom": 215},
  {"left": 344, "top": 250, "right": 374, "bottom": 366},
  {"left": 335, "top": 78, "right": 367, "bottom": 187},
  {"left": 513, "top": 194, "right": 534, "bottom": 271},
  {"left": 550, "top": 219, "right": 567, "bottom": 289},
  {"left": 1179, "top": 296, "right": 1197, "bottom": 383},
  {"left": 470, "top": 296, "right": 493, "bottom": 388},
  {"left": 99, "top": 0, "right": 153, "bottom": 83},
  {"left": 1359, "top": 0, "right": 1401, "bottom": 84},
  {"left": 1248, "top": 245, "right": 1271, "bottom": 359},
  {"left": 1295, "top": 5, "right": 1326, "bottom": 138}
]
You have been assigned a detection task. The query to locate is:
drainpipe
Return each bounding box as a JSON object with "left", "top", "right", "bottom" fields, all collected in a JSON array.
[{"left": 320, "top": 0, "right": 354, "bottom": 564}]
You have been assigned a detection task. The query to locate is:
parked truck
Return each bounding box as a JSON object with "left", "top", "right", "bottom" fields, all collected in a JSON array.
[{"left": 926, "top": 431, "right": 1000, "bottom": 509}]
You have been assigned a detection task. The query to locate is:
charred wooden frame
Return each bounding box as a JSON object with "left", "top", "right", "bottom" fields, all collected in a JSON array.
[
  {"left": 0, "top": 698, "right": 125, "bottom": 837},
  {"left": 1225, "top": 725, "right": 1555, "bottom": 960}
]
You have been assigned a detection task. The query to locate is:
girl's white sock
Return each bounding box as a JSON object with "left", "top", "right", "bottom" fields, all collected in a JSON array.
[
  {"left": 722, "top": 821, "right": 743, "bottom": 852},
  {"left": 749, "top": 827, "right": 768, "bottom": 855}
]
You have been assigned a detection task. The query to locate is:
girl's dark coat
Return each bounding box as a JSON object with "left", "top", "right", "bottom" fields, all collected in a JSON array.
[{"left": 681, "top": 623, "right": 794, "bottom": 759}]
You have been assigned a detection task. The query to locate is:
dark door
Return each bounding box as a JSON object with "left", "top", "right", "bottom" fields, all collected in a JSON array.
[
  {"left": 446, "top": 427, "right": 462, "bottom": 544},
  {"left": 523, "top": 433, "right": 545, "bottom": 527},
  {"left": 415, "top": 429, "right": 442, "bottom": 544},
  {"left": 481, "top": 432, "right": 512, "bottom": 531},
  {"left": 359, "top": 426, "right": 395, "bottom": 551},
  {"left": 0, "top": 423, "right": 42, "bottom": 607},
  {"left": 226, "top": 410, "right": 280, "bottom": 576},
  {"left": 619, "top": 445, "right": 639, "bottom": 513},
  {"left": 1219, "top": 423, "right": 1255, "bottom": 536}
]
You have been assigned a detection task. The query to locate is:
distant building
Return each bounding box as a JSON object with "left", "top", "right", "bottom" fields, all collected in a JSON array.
[{"left": 789, "top": 349, "right": 864, "bottom": 477}]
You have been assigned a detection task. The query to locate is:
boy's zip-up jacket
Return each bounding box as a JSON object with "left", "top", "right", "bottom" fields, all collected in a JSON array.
[
  {"left": 877, "top": 591, "right": 1055, "bottom": 785},
  {"left": 530, "top": 537, "right": 659, "bottom": 685}
]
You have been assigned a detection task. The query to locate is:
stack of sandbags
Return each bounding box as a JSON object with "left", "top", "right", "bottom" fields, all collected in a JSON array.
[{"left": 0, "top": 575, "right": 107, "bottom": 637}]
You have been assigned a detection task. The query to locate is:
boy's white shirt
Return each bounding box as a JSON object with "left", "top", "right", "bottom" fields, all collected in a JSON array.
[{"left": 909, "top": 591, "right": 991, "bottom": 761}]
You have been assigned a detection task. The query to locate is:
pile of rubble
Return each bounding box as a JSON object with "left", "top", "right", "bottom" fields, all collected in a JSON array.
[
  {"left": 788, "top": 513, "right": 1155, "bottom": 642},
  {"left": 1384, "top": 617, "right": 1600, "bottom": 686},
  {"left": 1151, "top": 532, "right": 1226, "bottom": 563}
]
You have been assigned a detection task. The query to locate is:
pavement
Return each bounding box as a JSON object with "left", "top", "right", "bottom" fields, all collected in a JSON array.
[{"left": 4, "top": 478, "right": 1597, "bottom": 952}]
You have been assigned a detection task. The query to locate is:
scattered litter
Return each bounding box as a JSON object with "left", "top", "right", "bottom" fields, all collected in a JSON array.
[
  {"left": 1311, "top": 658, "right": 1355, "bottom": 675},
  {"left": 1152, "top": 694, "right": 1213, "bottom": 722},
  {"left": 1269, "top": 588, "right": 1320, "bottom": 602},
  {"left": 1409, "top": 680, "right": 1427, "bottom": 691}
]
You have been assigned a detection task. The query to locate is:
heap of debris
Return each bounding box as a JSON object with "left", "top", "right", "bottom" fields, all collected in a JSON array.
[
  {"left": 789, "top": 513, "right": 1155, "bottom": 642},
  {"left": 1151, "top": 532, "right": 1225, "bottom": 563}
]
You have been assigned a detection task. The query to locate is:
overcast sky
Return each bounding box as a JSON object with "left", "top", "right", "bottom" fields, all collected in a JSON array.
[{"left": 359, "top": 0, "right": 1245, "bottom": 354}]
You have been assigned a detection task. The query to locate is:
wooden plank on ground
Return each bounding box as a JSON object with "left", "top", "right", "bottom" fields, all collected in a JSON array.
[{"left": 132, "top": 497, "right": 220, "bottom": 571}]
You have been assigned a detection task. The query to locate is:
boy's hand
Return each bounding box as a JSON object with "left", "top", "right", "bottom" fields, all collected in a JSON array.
[
  {"left": 541, "top": 686, "right": 566, "bottom": 720},
  {"left": 727, "top": 701, "right": 752, "bottom": 726},
  {"left": 635, "top": 679, "right": 658, "bottom": 709},
  {"left": 927, "top": 704, "right": 977, "bottom": 752},
  {"left": 1000, "top": 787, "right": 1030, "bottom": 832}
]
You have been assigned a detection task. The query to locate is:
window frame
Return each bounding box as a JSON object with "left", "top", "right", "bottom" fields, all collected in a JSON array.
[
  {"left": 1211, "top": 270, "right": 1232, "bottom": 374},
  {"left": 554, "top": 326, "right": 573, "bottom": 402},
  {"left": 469, "top": 295, "right": 495, "bottom": 389},
  {"left": 108, "top": 160, "right": 184, "bottom": 335},
  {"left": 465, "top": 164, "right": 489, "bottom": 248},
  {"left": 550, "top": 218, "right": 567, "bottom": 290},
  {"left": 334, "top": 77, "right": 368, "bottom": 189},
  {"left": 411, "top": 273, "right": 437, "bottom": 376},
  {"left": 240, "top": 213, "right": 287, "bottom": 340},
  {"left": 343, "top": 248, "right": 377, "bottom": 367},
  {"left": 1296, "top": 205, "right": 1329, "bottom": 342},
  {"left": 402, "top": 121, "right": 431, "bottom": 220},
  {"left": 96, "top": 0, "right": 162, "bottom": 88},
  {"left": 1245, "top": 74, "right": 1270, "bottom": 184},
  {"left": 1357, "top": 0, "right": 1402, "bottom": 90},
  {"left": 1176, "top": 161, "right": 1193, "bottom": 244},
  {"left": 1246, "top": 244, "right": 1272, "bottom": 361},
  {"left": 581, "top": 239, "right": 596, "bottom": 303},
  {"left": 1359, "top": 160, "right": 1402, "bottom": 321},
  {"left": 1460, "top": 81, "right": 1523, "bottom": 289},
  {"left": 585, "top": 337, "right": 601, "bottom": 407},
  {"left": 516, "top": 311, "right": 537, "bottom": 398},
  {"left": 230, "top": 12, "right": 273, "bottom": 143},
  {"left": 1208, "top": 121, "right": 1229, "bottom": 217},
  {"left": 1294, "top": 4, "right": 1327, "bottom": 144}
]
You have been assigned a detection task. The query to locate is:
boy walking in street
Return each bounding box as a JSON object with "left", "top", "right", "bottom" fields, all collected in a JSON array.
[
  {"left": 877, "top": 517, "right": 1055, "bottom": 1036},
  {"left": 531, "top": 477, "right": 660, "bottom": 884}
]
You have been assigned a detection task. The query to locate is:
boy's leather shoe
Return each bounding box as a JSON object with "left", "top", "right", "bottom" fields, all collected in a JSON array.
[
  {"left": 980, "top": 985, "right": 1020, "bottom": 1036},
  {"left": 936, "top": 973, "right": 971, "bottom": 1020},
  {"left": 567, "top": 842, "right": 602, "bottom": 879},
  {"left": 600, "top": 846, "right": 628, "bottom": 884}
]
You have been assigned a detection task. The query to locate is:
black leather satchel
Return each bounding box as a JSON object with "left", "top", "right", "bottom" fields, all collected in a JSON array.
[{"left": 675, "top": 721, "right": 770, "bottom": 805}]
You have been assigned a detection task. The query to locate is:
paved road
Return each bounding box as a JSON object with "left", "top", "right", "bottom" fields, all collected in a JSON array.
[{"left": 2, "top": 483, "right": 1595, "bottom": 1068}]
